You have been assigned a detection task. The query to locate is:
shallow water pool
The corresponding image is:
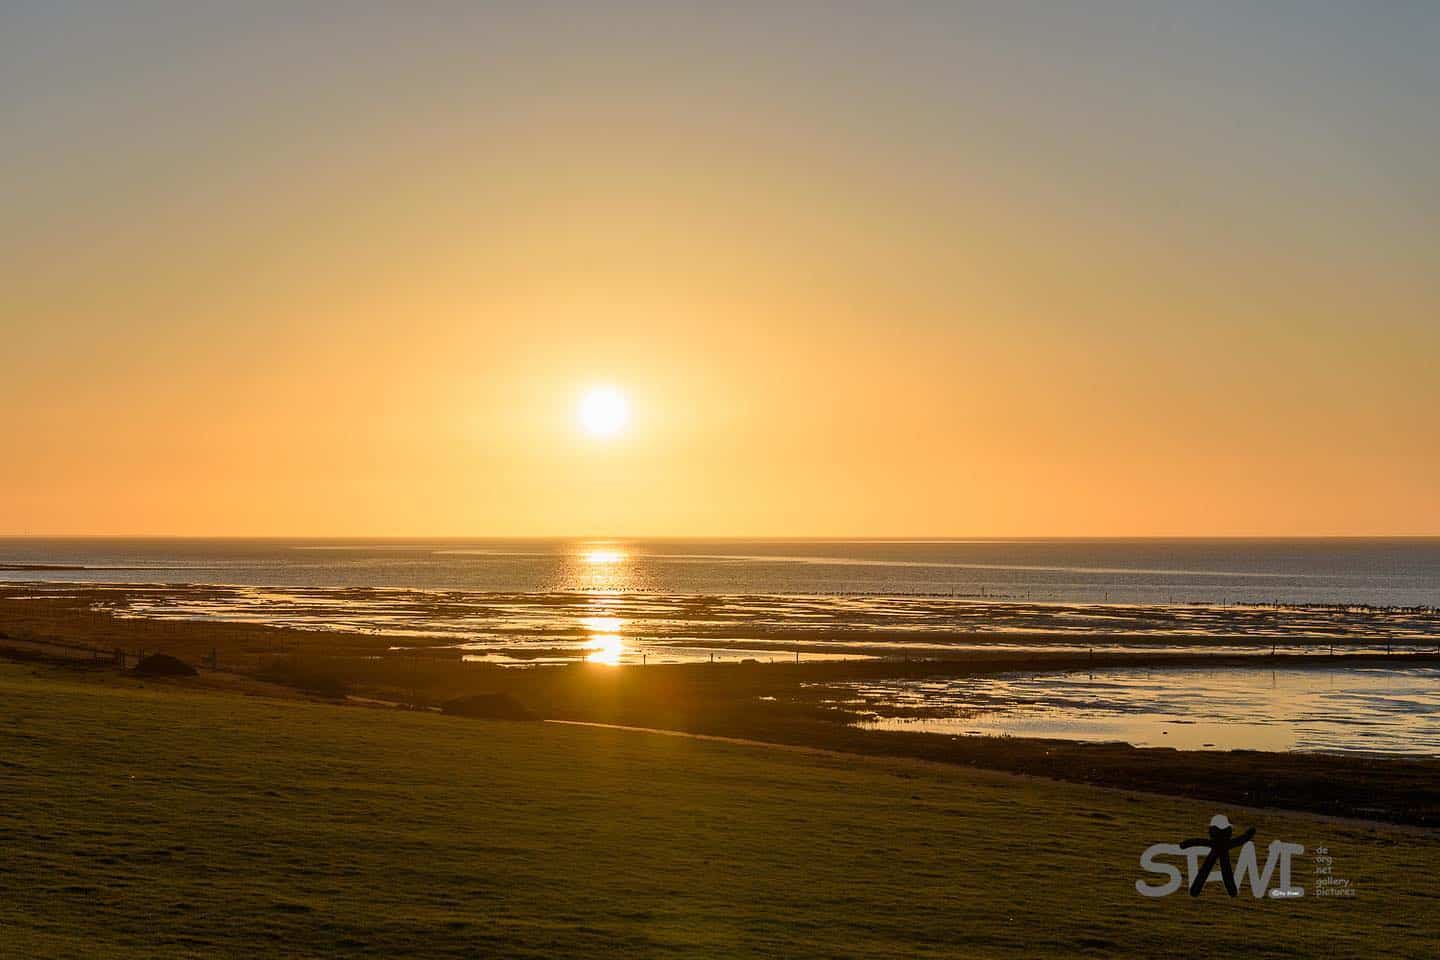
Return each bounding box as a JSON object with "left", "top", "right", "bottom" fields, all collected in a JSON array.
[{"left": 847, "top": 666, "right": 1440, "bottom": 754}]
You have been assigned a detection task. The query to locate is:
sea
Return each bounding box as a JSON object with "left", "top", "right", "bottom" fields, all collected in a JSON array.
[{"left": 2, "top": 538, "right": 1438, "bottom": 606}]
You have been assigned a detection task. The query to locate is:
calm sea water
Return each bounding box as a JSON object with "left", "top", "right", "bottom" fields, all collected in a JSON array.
[
  {"left": 852, "top": 665, "right": 1440, "bottom": 755},
  {"left": 1, "top": 538, "right": 1437, "bottom": 606}
]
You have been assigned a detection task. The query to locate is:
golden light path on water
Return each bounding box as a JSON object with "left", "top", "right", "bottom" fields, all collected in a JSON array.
[
  {"left": 584, "top": 633, "right": 625, "bottom": 665},
  {"left": 580, "top": 614, "right": 626, "bottom": 665},
  {"left": 578, "top": 546, "right": 630, "bottom": 664}
]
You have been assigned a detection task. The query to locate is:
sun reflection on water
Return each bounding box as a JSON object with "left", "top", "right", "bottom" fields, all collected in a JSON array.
[
  {"left": 572, "top": 543, "right": 634, "bottom": 592},
  {"left": 585, "top": 633, "right": 624, "bottom": 665},
  {"left": 580, "top": 616, "right": 623, "bottom": 634},
  {"left": 582, "top": 549, "right": 626, "bottom": 565},
  {"left": 579, "top": 608, "right": 628, "bottom": 665}
]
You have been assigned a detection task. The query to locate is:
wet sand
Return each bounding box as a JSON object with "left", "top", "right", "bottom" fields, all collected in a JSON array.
[{"left": 5, "top": 581, "right": 1439, "bottom": 666}]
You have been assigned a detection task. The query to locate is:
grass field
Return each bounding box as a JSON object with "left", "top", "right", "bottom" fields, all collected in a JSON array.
[{"left": 1, "top": 661, "right": 1436, "bottom": 958}]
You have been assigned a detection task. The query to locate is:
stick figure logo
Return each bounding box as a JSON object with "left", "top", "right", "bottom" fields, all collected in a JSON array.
[
  {"left": 1180, "top": 815, "right": 1255, "bottom": 897},
  {"left": 1136, "top": 813, "right": 1305, "bottom": 899}
]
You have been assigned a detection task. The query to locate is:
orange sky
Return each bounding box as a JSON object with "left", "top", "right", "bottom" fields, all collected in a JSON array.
[{"left": 3, "top": 4, "right": 1437, "bottom": 536}]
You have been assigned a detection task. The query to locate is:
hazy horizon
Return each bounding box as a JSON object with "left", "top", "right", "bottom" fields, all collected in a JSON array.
[
  {"left": 7, "top": 535, "right": 1440, "bottom": 607},
  {"left": 5, "top": 533, "right": 1440, "bottom": 541}
]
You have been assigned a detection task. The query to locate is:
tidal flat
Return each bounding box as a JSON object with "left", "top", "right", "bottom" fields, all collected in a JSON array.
[{"left": 4, "top": 584, "right": 1440, "bottom": 826}]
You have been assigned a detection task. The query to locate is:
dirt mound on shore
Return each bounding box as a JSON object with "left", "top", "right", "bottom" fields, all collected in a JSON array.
[
  {"left": 133, "top": 653, "right": 199, "bottom": 677},
  {"left": 441, "top": 693, "right": 536, "bottom": 721},
  {"left": 256, "top": 656, "right": 349, "bottom": 698}
]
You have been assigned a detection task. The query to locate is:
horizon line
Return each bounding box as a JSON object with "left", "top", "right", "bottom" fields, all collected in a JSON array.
[{"left": 3, "top": 534, "right": 1440, "bottom": 542}]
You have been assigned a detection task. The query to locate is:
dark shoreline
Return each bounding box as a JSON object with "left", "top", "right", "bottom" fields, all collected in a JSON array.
[
  {"left": 4, "top": 582, "right": 1440, "bottom": 827},
  {"left": 457, "top": 655, "right": 1440, "bottom": 828},
  {"left": 10, "top": 630, "right": 1440, "bottom": 827}
]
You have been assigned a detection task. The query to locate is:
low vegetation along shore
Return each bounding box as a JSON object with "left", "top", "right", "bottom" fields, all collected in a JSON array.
[{"left": 4, "top": 587, "right": 1440, "bottom": 827}]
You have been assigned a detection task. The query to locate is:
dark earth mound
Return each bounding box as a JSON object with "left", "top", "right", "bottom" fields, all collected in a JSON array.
[
  {"left": 255, "top": 656, "right": 349, "bottom": 698},
  {"left": 133, "top": 653, "right": 199, "bottom": 677},
  {"left": 441, "top": 692, "right": 536, "bottom": 720}
]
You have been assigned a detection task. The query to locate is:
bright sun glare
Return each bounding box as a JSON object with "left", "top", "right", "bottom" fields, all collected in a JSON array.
[{"left": 578, "top": 386, "right": 629, "bottom": 438}]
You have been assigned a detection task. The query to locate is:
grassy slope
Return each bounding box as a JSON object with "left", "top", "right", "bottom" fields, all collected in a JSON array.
[{"left": 0, "top": 663, "right": 1435, "bottom": 959}]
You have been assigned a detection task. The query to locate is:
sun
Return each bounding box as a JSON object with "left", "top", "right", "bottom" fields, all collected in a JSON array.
[{"left": 578, "top": 386, "right": 629, "bottom": 438}]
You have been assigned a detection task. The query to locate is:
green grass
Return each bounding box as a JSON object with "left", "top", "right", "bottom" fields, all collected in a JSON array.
[{"left": 0, "top": 662, "right": 1436, "bottom": 958}]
